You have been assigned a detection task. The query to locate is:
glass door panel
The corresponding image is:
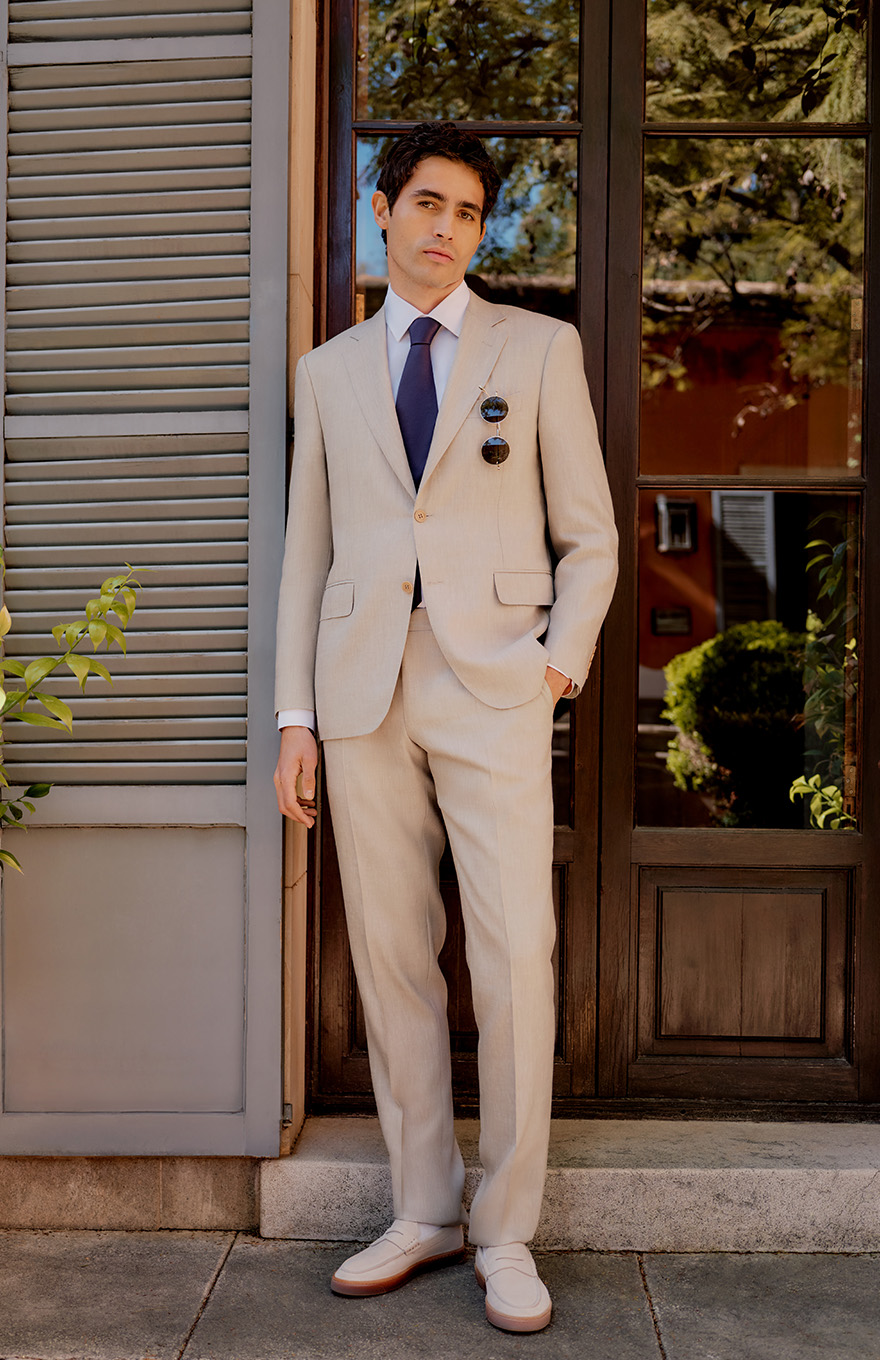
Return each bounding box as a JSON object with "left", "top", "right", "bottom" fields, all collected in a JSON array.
[
  {"left": 637, "top": 489, "right": 859, "bottom": 829},
  {"left": 355, "top": 134, "right": 578, "bottom": 324},
  {"left": 642, "top": 136, "right": 865, "bottom": 478},
  {"left": 645, "top": 0, "right": 868, "bottom": 123},
  {"left": 356, "top": 0, "right": 580, "bottom": 120}
]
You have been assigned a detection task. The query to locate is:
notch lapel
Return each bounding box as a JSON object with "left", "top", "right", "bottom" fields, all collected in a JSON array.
[
  {"left": 420, "top": 295, "right": 508, "bottom": 488},
  {"left": 343, "top": 307, "right": 415, "bottom": 496}
]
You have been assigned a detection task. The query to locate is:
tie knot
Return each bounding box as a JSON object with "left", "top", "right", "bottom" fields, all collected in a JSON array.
[{"left": 408, "top": 317, "right": 441, "bottom": 347}]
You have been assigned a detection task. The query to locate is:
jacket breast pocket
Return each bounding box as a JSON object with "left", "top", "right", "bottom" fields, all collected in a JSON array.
[
  {"left": 320, "top": 581, "right": 354, "bottom": 620},
  {"left": 493, "top": 571, "right": 555, "bottom": 606}
]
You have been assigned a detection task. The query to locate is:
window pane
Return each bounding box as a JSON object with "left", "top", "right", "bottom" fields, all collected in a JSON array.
[
  {"left": 356, "top": 134, "right": 577, "bottom": 323},
  {"left": 641, "top": 137, "right": 864, "bottom": 477},
  {"left": 637, "top": 490, "right": 859, "bottom": 830},
  {"left": 356, "top": 0, "right": 579, "bottom": 121},
  {"left": 646, "top": 0, "right": 868, "bottom": 124}
]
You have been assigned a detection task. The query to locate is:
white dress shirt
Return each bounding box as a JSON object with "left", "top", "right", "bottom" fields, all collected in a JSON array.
[{"left": 278, "top": 281, "right": 568, "bottom": 732}]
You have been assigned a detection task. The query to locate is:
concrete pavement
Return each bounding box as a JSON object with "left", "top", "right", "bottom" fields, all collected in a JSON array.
[{"left": 2, "top": 1229, "right": 880, "bottom": 1359}]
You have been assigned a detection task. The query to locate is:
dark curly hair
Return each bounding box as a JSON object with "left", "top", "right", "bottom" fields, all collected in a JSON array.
[{"left": 376, "top": 122, "right": 501, "bottom": 242}]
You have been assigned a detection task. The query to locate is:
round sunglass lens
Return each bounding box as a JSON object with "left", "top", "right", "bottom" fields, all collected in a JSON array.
[
  {"left": 481, "top": 436, "right": 510, "bottom": 465},
  {"left": 480, "top": 395, "right": 509, "bottom": 423}
]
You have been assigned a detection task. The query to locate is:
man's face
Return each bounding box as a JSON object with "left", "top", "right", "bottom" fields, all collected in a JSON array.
[{"left": 372, "top": 155, "right": 487, "bottom": 308}]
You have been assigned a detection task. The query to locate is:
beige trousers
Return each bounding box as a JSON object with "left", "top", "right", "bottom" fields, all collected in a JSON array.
[{"left": 322, "top": 609, "right": 557, "bottom": 1246}]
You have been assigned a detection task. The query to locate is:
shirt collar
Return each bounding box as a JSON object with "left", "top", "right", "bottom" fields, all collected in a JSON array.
[{"left": 384, "top": 280, "right": 471, "bottom": 342}]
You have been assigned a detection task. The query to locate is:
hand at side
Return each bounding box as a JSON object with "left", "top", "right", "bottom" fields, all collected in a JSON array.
[{"left": 274, "top": 725, "right": 319, "bottom": 827}]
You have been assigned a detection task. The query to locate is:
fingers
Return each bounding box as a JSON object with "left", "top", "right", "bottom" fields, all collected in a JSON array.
[{"left": 274, "top": 727, "right": 320, "bottom": 826}]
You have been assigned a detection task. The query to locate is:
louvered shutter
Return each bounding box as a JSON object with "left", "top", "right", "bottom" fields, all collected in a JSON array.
[{"left": 0, "top": 3, "right": 289, "bottom": 1154}]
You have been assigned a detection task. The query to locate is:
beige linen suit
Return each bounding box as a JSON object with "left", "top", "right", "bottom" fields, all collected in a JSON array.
[{"left": 276, "top": 291, "right": 618, "bottom": 1245}]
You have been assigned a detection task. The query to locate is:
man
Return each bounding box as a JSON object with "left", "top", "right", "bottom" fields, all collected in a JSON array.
[{"left": 274, "top": 122, "right": 617, "bottom": 1333}]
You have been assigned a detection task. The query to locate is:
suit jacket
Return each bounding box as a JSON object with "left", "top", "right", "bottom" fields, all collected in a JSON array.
[{"left": 275, "top": 291, "right": 618, "bottom": 741}]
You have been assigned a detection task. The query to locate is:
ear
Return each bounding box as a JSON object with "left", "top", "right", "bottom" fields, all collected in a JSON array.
[
  {"left": 478, "top": 221, "right": 486, "bottom": 246},
  {"left": 372, "top": 190, "right": 391, "bottom": 231}
]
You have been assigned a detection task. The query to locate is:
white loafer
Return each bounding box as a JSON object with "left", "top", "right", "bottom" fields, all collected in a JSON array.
[
  {"left": 330, "top": 1220, "right": 465, "bottom": 1296},
  {"left": 474, "top": 1243, "right": 552, "bottom": 1332}
]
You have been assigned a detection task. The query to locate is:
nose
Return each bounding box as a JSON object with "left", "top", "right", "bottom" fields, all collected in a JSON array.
[{"left": 433, "top": 210, "right": 455, "bottom": 239}]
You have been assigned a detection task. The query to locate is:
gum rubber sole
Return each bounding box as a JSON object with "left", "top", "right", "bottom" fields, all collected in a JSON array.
[
  {"left": 475, "top": 1263, "right": 553, "bottom": 1333},
  {"left": 330, "top": 1246, "right": 466, "bottom": 1297}
]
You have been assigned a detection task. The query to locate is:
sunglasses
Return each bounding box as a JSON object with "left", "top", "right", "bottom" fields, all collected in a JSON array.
[{"left": 480, "top": 394, "right": 509, "bottom": 464}]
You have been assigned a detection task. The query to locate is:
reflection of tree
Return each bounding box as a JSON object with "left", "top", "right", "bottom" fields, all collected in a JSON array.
[
  {"left": 358, "top": 0, "right": 577, "bottom": 121},
  {"left": 663, "top": 619, "right": 807, "bottom": 827},
  {"left": 642, "top": 137, "right": 864, "bottom": 428},
  {"left": 789, "top": 506, "right": 858, "bottom": 827},
  {"left": 646, "top": 0, "right": 867, "bottom": 122}
]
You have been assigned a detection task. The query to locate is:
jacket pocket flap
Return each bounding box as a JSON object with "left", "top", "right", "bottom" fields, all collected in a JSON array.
[
  {"left": 494, "top": 571, "right": 555, "bottom": 606},
  {"left": 320, "top": 581, "right": 354, "bottom": 620}
]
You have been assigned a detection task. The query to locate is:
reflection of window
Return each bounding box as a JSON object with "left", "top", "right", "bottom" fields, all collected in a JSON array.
[
  {"left": 712, "top": 490, "right": 776, "bottom": 630},
  {"left": 655, "top": 495, "right": 697, "bottom": 554}
]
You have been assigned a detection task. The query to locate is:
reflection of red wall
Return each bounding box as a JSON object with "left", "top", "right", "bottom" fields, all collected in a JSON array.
[
  {"left": 639, "top": 489, "right": 718, "bottom": 673},
  {"left": 641, "top": 320, "right": 852, "bottom": 477}
]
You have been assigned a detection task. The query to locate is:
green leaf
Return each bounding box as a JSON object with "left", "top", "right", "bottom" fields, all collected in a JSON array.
[
  {"left": 0, "top": 604, "right": 11, "bottom": 639},
  {"left": 65, "top": 622, "right": 87, "bottom": 649},
  {"left": 65, "top": 653, "right": 90, "bottom": 688},
  {"left": 105, "top": 623, "right": 127, "bottom": 654},
  {"left": 121, "top": 587, "right": 137, "bottom": 618},
  {"left": 37, "top": 693, "right": 73, "bottom": 729},
  {"left": 110, "top": 598, "right": 130, "bottom": 627},
  {"left": 88, "top": 659, "right": 112, "bottom": 685},
  {"left": 1, "top": 659, "right": 25, "bottom": 677},
  {"left": 85, "top": 599, "right": 102, "bottom": 621},
  {"left": 8, "top": 711, "right": 69, "bottom": 730},
  {"left": 52, "top": 624, "right": 66, "bottom": 647},
  {"left": 24, "top": 783, "right": 51, "bottom": 798},
  {"left": 0, "top": 849, "right": 23, "bottom": 873},
  {"left": 88, "top": 620, "right": 107, "bottom": 649},
  {"left": 24, "top": 657, "right": 57, "bottom": 689}
]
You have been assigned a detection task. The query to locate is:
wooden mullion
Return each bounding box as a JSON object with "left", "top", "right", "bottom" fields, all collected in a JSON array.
[
  {"left": 352, "top": 120, "right": 581, "bottom": 136},
  {"left": 644, "top": 122, "right": 870, "bottom": 137}
]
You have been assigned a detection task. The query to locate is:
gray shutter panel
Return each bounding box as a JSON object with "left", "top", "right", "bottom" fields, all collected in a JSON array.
[
  {"left": 0, "top": 2, "right": 288, "bottom": 1155},
  {"left": 3, "top": 50, "right": 252, "bottom": 783}
]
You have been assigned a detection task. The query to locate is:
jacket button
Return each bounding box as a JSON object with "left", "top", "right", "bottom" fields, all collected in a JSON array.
[
  {"left": 414, "top": 509, "right": 426, "bottom": 522},
  {"left": 402, "top": 581, "right": 413, "bottom": 594}
]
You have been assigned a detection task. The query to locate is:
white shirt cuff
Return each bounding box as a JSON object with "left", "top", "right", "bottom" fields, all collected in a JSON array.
[{"left": 277, "top": 709, "right": 315, "bottom": 731}]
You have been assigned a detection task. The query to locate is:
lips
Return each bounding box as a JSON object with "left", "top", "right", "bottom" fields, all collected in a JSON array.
[{"left": 424, "top": 248, "right": 453, "bottom": 262}]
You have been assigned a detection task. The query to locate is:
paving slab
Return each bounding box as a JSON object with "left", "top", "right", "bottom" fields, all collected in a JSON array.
[
  {"left": 183, "top": 1237, "right": 661, "bottom": 1360},
  {"left": 0, "top": 1228, "right": 233, "bottom": 1360},
  {"left": 643, "top": 1252, "right": 880, "bottom": 1360}
]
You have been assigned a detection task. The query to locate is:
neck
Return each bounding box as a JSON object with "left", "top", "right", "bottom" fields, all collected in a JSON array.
[{"left": 388, "top": 274, "right": 462, "bottom": 314}]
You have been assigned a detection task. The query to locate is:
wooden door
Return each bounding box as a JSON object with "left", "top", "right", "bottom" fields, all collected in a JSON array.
[{"left": 309, "top": 0, "right": 880, "bottom": 1117}]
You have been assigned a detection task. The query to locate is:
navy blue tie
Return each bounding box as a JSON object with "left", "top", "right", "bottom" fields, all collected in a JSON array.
[{"left": 396, "top": 316, "right": 441, "bottom": 488}]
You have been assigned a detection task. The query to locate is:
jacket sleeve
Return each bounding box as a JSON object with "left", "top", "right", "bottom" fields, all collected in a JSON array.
[
  {"left": 274, "top": 353, "right": 333, "bottom": 714},
  {"left": 538, "top": 322, "right": 618, "bottom": 692}
]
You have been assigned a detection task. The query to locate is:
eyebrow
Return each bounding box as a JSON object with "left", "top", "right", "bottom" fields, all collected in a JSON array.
[{"left": 408, "top": 186, "right": 483, "bottom": 215}]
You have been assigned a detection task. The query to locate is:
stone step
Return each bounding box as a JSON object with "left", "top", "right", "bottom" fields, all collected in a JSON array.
[{"left": 259, "top": 1116, "right": 880, "bottom": 1252}]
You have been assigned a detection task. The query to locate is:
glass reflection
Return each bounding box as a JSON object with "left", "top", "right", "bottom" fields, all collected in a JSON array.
[
  {"left": 642, "top": 137, "right": 864, "bottom": 477},
  {"left": 355, "top": 135, "right": 577, "bottom": 323},
  {"left": 637, "top": 490, "right": 858, "bottom": 829},
  {"left": 645, "top": 0, "right": 867, "bottom": 124},
  {"left": 356, "top": 0, "right": 579, "bottom": 122}
]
